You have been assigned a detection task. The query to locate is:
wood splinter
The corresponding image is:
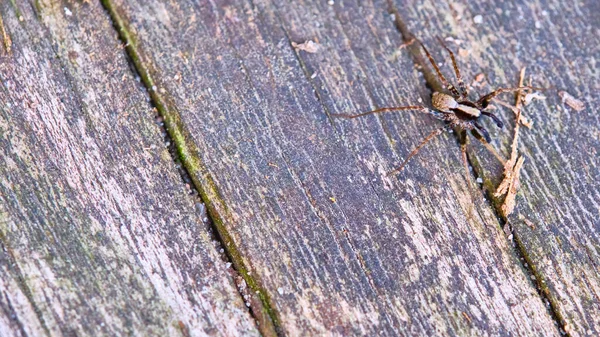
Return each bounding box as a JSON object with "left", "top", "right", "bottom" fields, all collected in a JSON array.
[{"left": 494, "top": 67, "right": 530, "bottom": 217}]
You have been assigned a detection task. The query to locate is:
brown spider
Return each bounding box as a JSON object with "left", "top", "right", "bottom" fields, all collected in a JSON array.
[{"left": 336, "top": 37, "right": 542, "bottom": 176}]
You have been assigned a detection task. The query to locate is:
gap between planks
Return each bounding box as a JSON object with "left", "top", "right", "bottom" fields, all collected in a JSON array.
[
  {"left": 98, "top": 1, "right": 279, "bottom": 336},
  {"left": 386, "top": 2, "right": 569, "bottom": 335}
]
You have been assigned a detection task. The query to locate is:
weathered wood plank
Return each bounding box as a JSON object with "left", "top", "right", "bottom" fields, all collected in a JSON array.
[
  {"left": 390, "top": 1, "right": 599, "bottom": 335},
  {"left": 106, "top": 0, "right": 562, "bottom": 335},
  {"left": 0, "top": 1, "right": 258, "bottom": 336}
]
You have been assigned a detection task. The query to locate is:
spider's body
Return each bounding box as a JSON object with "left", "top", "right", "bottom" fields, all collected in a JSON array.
[
  {"left": 335, "top": 37, "right": 541, "bottom": 175},
  {"left": 431, "top": 91, "right": 503, "bottom": 143}
]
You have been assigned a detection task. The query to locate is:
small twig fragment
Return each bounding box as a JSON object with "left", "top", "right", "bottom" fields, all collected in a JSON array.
[
  {"left": 291, "top": 40, "right": 320, "bottom": 53},
  {"left": 497, "top": 156, "right": 525, "bottom": 217},
  {"left": 494, "top": 68, "right": 529, "bottom": 217},
  {"left": 559, "top": 91, "right": 584, "bottom": 111},
  {"left": 493, "top": 68, "right": 537, "bottom": 128},
  {"left": 495, "top": 100, "right": 533, "bottom": 128},
  {"left": 0, "top": 14, "right": 11, "bottom": 53}
]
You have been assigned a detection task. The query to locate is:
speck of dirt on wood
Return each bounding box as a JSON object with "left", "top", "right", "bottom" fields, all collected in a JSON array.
[
  {"left": 558, "top": 91, "right": 584, "bottom": 111},
  {"left": 178, "top": 321, "right": 191, "bottom": 337},
  {"left": 523, "top": 92, "right": 546, "bottom": 105},
  {"left": 291, "top": 40, "right": 320, "bottom": 53}
]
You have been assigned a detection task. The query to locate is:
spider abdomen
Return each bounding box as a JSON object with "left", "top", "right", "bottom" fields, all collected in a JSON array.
[
  {"left": 432, "top": 92, "right": 458, "bottom": 112},
  {"left": 432, "top": 92, "right": 482, "bottom": 119}
]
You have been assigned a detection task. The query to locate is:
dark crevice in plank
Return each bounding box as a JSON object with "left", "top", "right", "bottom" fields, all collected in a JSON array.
[
  {"left": 386, "top": 3, "right": 568, "bottom": 335},
  {"left": 2, "top": 0, "right": 260, "bottom": 333},
  {"left": 98, "top": 1, "right": 277, "bottom": 336},
  {"left": 241, "top": 0, "right": 560, "bottom": 334},
  {"left": 201, "top": 2, "right": 391, "bottom": 331}
]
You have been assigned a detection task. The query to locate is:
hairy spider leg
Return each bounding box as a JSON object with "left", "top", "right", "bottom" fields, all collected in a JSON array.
[
  {"left": 481, "top": 111, "right": 504, "bottom": 128},
  {"left": 473, "top": 120, "right": 491, "bottom": 143},
  {"left": 333, "top": 106, "right": 429, "bottom": 119},
  {"left": 387, "top": 127, "right": 445, "bottom": 176},
  {"left": 417, "top": 40, "right": 462, "bottom": 97},
  {"left": 470, "top": 129, "right": 506, "bottom": 164},
  {"left": 436, "top": 37, "right": 468, "bottom": 98},
  {"left": 478, "top": 86, "right": 545, "bottom": 108}
]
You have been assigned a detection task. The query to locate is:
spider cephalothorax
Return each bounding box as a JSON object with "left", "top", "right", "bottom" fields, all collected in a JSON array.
[{"left": 335, "top": 37, "right": 541, "bottom": 175}]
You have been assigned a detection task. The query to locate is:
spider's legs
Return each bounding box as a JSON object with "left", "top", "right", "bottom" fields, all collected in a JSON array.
[
  {"left": 473, "top": 121, "right": 491, "bottom": 143},
  {"left": 437, "top": 37, "right": 468, "bottom": 98},
  {"left": 332, "top": 106, "right": 429, "bottom": 119},
  {"left": 417, "top": 40, "right": 462, "bottom": 97},
  {"left": 481, "top": 111, "right": 504, "bottom": 128},
  {"left": 387, "top": 127, "right": 445, "bottom": 176},
  {"left": 470, "top": 129, "right": 506, "bottom": 165},
  {"left": 478, "top": 86, "right": 545, "bottom": 108}
]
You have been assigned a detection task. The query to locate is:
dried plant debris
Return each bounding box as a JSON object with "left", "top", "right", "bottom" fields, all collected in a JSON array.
[
  {"left": 494, "top": 67, "right": 541, "bottom": 128},
  {"left": 523, "top": 92, "right": 546, "bottom": 105},
  {"left": 291, "top": 40, "right": 320, "bottom": 53},
  {"left": 559, "top": 91, "right": 585, "bottom": 111},
  {"left": 0, "top": 14, "right": 11, "bottom": 53},
  {"left": 494, "top": 68, "right": 530, "bottom": 217},
  {"left": 495, "top": 156, "right": 525, "bottom": 217},
  {"left": 496, "top": 100, "right": 533, "bottom": 128}
]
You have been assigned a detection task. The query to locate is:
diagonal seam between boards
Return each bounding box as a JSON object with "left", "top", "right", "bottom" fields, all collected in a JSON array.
[
  {"left": 99, "top": 1, "right": 279, "bottom": 336},
  {"left": 267, "top": 1, "right": 561, "bottom": 334},
  {"left": 99, "top": 0, "right": 568, "bottom": 335},
  {"left": 386, "top": 2, "right": 569, "bottom": 335}
]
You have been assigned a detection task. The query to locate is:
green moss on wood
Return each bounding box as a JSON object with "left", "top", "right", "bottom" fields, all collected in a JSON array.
[{"left": 100, "top": 1, "right": 279, "bottom": 335}]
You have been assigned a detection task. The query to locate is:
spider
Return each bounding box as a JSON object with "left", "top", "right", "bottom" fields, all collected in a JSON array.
[{"left": 335, "top": 37, "right": 542, "bottom": 176}]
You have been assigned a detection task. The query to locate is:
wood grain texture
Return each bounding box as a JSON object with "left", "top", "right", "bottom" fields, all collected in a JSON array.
[
  {"left": 391, "top": 0, "right": 599, "bottom": 335},
  {"left": 106, "top": 0, "right": 564, "bottom": 335},
  {"left": 0, "top": 1, "right": 258, "bottom": 336}
]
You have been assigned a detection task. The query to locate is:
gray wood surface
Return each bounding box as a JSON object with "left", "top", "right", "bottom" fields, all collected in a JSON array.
[
  {"left": 1, "top": 0, "right": 597, "bottom": 336},
  {"left": 391, "top": 1, "right": 599, "bottom": 335},
  {"left": 0, "top": 1, "right": 258, "bottom": 336},
  {"left": 103, "top": 0, "right": 590, "bottom": 335}
]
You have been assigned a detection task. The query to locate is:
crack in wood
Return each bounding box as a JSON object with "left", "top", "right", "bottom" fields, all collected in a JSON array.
[
  {"left": 98, "top": 1, "right": 278, "bottom": 336},
  {"left": 385, "top": 2, "right": 569, "bottom": 335}
]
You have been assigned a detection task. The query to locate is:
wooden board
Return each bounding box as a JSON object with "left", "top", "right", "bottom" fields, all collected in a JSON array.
[
  {"left": 390, "top": 0, "right": 600, "bottom": 335},
  {"left": 0, "top": 1, "right": 258, "bottom": 336},
  {"left": 104, "top": 0, "right": 566, "bottom": 335}
]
